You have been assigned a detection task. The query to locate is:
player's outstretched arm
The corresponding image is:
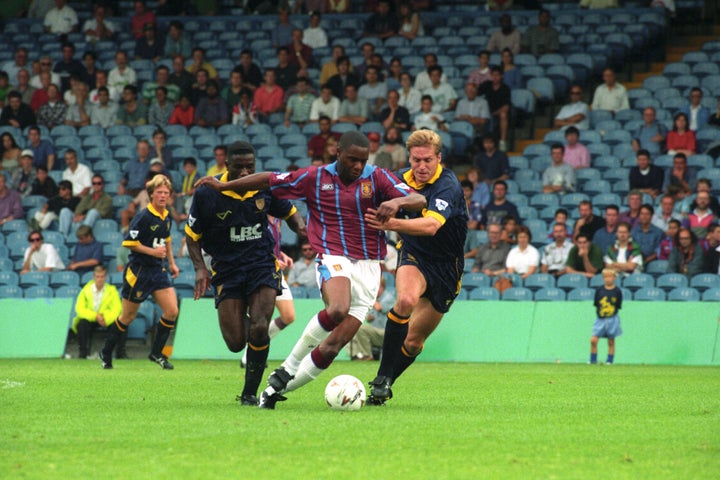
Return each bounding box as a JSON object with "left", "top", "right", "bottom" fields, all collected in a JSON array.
[
  {"left": 286, "top": 210, "right": 307, "bottom": 240},
  {"left": 194, "top": 172, "right": 272, "bottom": 193},
  {"left": 373, "top": 192, "right": 426, "bottom": 222},
  {"left": 364, "top": 208, "right": 442, "bottom": 236},
  {"left": 186, "top": 235, "right": 210, "bottom": 300}
]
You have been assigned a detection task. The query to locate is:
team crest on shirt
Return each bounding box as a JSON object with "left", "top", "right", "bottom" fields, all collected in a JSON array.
[
  {"left": 276, "top": 173, "right": 291, "bottom": 181},
  {"left": 361, "top": 182, "right": 372, "bottom": 198},
  {"left": 216, "top": 210, "right": 232, "bottom": 220},
  {"left": 136, "top": 291, "right": 143, "bottom": 298},
  {"left": 333, "top": 264, "right": 343, "bottom": 271},
  {"left": 255, "top": 198, "right": 265, "bottom": 211},
  {"left": 321, "top": 183, "right": 334, "bottom": 191},
  {"left": 129, "top": 230, "right": 139, "bottom": 239},
  {"left": 150, "top": 225, "right": 159, "bottom": 231},
  {"left": 435, "top": 199, "right": 449, "bottom": 211},
  {"left": 396, "top": 182, "right": 411, "bottom": 190}
]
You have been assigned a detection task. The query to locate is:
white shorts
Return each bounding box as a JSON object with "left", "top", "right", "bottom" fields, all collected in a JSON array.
[
  {"left": 277, "top": 275, "right": 293, "bottom": 301},
  {"left": 315, "top": 254, "right": 382, "bottom": 322}
]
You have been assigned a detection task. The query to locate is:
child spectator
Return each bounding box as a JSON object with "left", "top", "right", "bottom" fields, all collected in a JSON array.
[{"left": 590, "top": 268, "right": 623, "bottom": 365}]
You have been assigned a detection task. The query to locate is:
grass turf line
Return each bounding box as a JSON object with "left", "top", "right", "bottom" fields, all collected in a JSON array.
[{"left": 1, "top": 360, "right": 718, "bottom": 479}]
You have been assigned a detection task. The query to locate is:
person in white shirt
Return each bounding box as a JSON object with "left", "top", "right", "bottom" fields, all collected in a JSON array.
[
  {"left": 61, "top": 150, "right": 92, "bottom": 197},
  {"left": 309, "top": 84, "right": 340, "bottom": 123},
  {"left": 591, "top": 68, "right": 629, "bottom": 114},
  {"left": 413, "top": 95, "right": 447, "bottom": 132},
  {"left": 43, "top": 0, "right": 79, "bottom": 35},
  {"left": 422, "top": 66, "right": 457, "bottom": 113},
  {"left": 541, "top": 223, "right": 573, "bottom": 276},
  {"left": 2, "top": 48, "right": 30, "bottom": 83},
  {"left": 20, "top": 230, "right": 65, "bottom": 274},
  {"left": 302, "top": 12, "right": 328, "bottom": 49},
  {"left": 455, "top": 83, "right": 490, "bottom": 134},
  {"left": 542, "top": 144, "right": 576, "bottom": 194},
  {"left": 89, "top": 70, "right": 120, "bottom": 105},
  {"left": 83, "top": 4, "right": 115, "bottom": 44},
  {"left": 603, "top": 222, "right": 643, "bottom": 275},
  {"left": 398, "top": 71, "right": 421, "bottom": 115},
  {"left": 505, "top": 226, "right": 540, "bottom": 280},
  {"left": 30, "top": 57, "right": 61, "bottom": 89},
  {"left": 414, "top": 53, "right": 447, "bottom": 92},
  {"left": 554, "top": 85, "right": 590, "bottom": 130},
  {"left": 108, "top": 51, "right": 137, "bottom": 91}
]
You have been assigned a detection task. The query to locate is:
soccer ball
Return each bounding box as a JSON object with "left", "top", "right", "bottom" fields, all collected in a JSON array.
[{"left": 324, "top": 375, "right": 366, "bottom": 411}]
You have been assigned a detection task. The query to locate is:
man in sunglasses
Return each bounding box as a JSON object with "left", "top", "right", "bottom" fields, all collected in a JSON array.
[{"left": 20, "top": 230, "right": 65, "bottom": 274}]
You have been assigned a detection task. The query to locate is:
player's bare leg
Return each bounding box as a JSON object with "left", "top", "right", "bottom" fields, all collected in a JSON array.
[{"left": 590, "top": 336, "right": 599, "bottom": 364}]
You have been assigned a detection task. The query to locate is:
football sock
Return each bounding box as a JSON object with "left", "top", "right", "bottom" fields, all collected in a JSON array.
[
  {"left": 284, "top": 347, "right": 334, "bottom": 393},
  {"left": 590, "top": 353, "right": 597, "bottom": 364},
  {"left": 151, "top": 317, "right": 176, "bottom": 357},
  {"left": 102, "top": 319, "right": 128, "bottom": 356},
  {"left": 268, "top": 317, "right": 287, "bottom": 339},
  {"left": 391, "top": 344, "right": 420, "bottom": 383},
  {"left": 282, "top": 310, "right": 335, "bottom": 375},
  {"left": 376, "top": 309, "right": 410, "bottom": 378},
  {"left": 243, "top": 341, "right": 269, "bottom": 397},
  {"left": 606, "top": 354, "right": 614, "bottom": 364}
]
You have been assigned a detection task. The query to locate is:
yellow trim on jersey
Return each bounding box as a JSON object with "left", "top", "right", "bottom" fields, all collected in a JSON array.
[
  {"left": 184, "top": 223, "right": 202, "bottom": 241},
  {"left": 218, "top": 171, "right": 260, "bottom": 200},
  {"left": 402, "top": 164, "right": 443, "bottom": 190},
  {"left": 165, "top": 236, "right": 171, "bottom": 243},
  {"left": 423, "top": 209, "right": 447, "bottom": 226},
  {"left": 122, "top": 240, "right": 141, "bottom": 248},
  {"left": 281, "top": 205, "right": 298, "bottom": 220},
  {"left": 125, "top": 267, "right": 137, "bottom": 287},
  {"left": 148, "top": 203, "right": 168, "bottom": 220}
]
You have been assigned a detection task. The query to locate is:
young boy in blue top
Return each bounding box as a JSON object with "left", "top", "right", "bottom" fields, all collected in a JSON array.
[{"left": 591, "top": 268, "right": 623, "bottom": 364}]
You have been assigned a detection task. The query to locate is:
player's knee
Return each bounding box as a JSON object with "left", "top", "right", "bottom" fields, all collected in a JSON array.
[
  {"left": 225, "top": 340, "right": 244, "bottom": 353},
  {"left": 404, "top": 336, "right": 424, "bottom": 355},
  {"left": 590, "top": 337, "right": 598, "bottom": 347},
  {"left": 162, "top": 306, "right": 179, "bottom": 321},
  {"left": 394, "top": 292, "right": 418, "bottom": 312},
  {"left": 325, "top": 304, "right": 350, "bottom": 324},
  {"left": 248, "top": 321, "right": 269, "bottom": 342}
]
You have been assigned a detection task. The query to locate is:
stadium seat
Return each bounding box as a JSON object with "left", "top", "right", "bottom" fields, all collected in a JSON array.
[
  {"left": 701, "top": 287, "right": 720, "bottom": 301},
  {"left": 667, "top": 287, "right": 700, "bottom": 302},
  {"left": 24, "top": 285, "right": 54, "bottom": 298},
  {"left": 55, "top": 285, "right": 81, "bottom": 298},
  {"left": 502, "top": 287, "right": 533, "bottom": 301},
  {"left": 557, "top": 274, "right": 588, "bottom": 292},
  {"left": 462, "top": 272, "right": 490, "bottom": 289},
  {"left": 289, "top": 285, "right": 307, "bottom": 299},
  {"left": 567, "top": 287, "right": 594, "bottom": 301},
  {"left": 633, "top": 287, "right": 666, "bottom": 301},
  {"left": 621, "top": 273, "right": 654, "bottom": 291},
  {"left": 49, "top": 271, "right": 80, "bottom": 288},
  {"left": 0, "top": 271, "right": 19, "bottom": 286},
  {"left": 690, "top": 273, "right": 720, "bottom": 292},
  {"left": 0, "top": 285, "right": 23, "bottom": 298},
  {"left": 306, "top": 287, "right": 321, "bottom": 299},
  {"left": 534, "top": 287, "right": 566, "bottom": 301},
  {"left": 19, "top": 271, "right": 50, "bottom": 288},
  {"left": 656, "top": 273, "right": 688, "bottom": 292},
  {"left": 468, "top": 287, "right": 500, "bottom": 301}
]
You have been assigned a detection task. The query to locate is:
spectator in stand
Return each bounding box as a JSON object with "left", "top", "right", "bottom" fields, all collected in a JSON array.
[
  {"left": 462, "top": 179, "right": 483, "bottom": 230},
  {"left": 521, "top": 9, "right": 559, "bottom": 56},
  {"left": 29, "top": 72, "right": 51, "bottom": 112},
  {"left": 1, "top": 133, "right": 21, "bottom": 172},
  {"left": 684, "top": 179, "right": 720, "bottom": 218},
  {"left": 231, "top": 88, "right": 258, "bottom": 127},
  {"left": 684, "top": 190, "right": 716, "bottom": 238},
  {"left": 474, "top": 134, "right": 510, "bottom": 185},
  {"left": 632, "top": 107, "right": 668, "bottom": 155},
  {"left": 396, "top": 1, "right": 424, "bottom": 40},
  {"left": 412, "top": 95, "right": 446, "bottom": 132},
  {"left": 116, "top": 85, "right": 147, "bottom": 127},
  {"left": 398, "top": 72, "right": 421, "bottom": 116},
  {"left": 61, "top": 149, "right": 92, "bottom": 197},
  {"left": 44, "top": 0, "right": 78, "bottom": 35},
  {"left": 479, "top": 67, "right": 511, "bottom": 152},
  {"left": 652, "top": 194, "right": 682, "bottom": 232},
  {"left": 83, "top": 4, "right": 115, "bottom": 44},
  {"left": 362, "top": 0, "right": 398, "bottom": 39},
  {"left": 131, "top": 0, "right": 156, "bottom": 39},
  {"left": 379, "top": 90, "right": 410, "bottom": 132},
  {"left": 194, "top": 80, "right": 229, "bottom": 128},
  {"left": 663, "top": 153, "right": 695, "bottom": 199},
  {"left": 591, "top": 68, "right": 629, "bottom": 114},
  {"left": 543, "top": 144, "right": 576, "bottom": 194},
  {"left": 81, "top": 52, "right": 98, "bottom": 91},
  {"left": 554, "top": 86, "right": 590, "bottom": 130},
  {"left": 453, "top": 83, "right": 490, "bottom": 136},
  {"left": 565, "top": 233, "right": 604, "bottom": 278},
  {"left": 90, "top": 70, "right": 119, "bottom": 105},
  {"left": 472, "top": 223, "right": 511, "bottom": 276},
  {"left": 90, "top": 86, "right": 118, "bottom": 129},
  {"left": 168, "top": 94, "right": 195, "bottom": 128},
  {"left": 377, "top": 127, "right": 407, "bottom": 170},
  {"left": 320, "top": 45, "right": 347, "bottom": 86},
  {"left": 53, "top": 42, "right": 85, "bottom": 93},
  {"left": 422, "top": 66, "right": 456, "bottom": 113},
  {"left": 2, "top": 48, "right": 30, "bottom": 83},
  {"left": 487, "top": 14, "right": 521, "bottom": 54},
  {"left": 666, "top": 112, "right": 696, "bottom": 156},
  {"left": 284, "top": 77, "right": 315, "bottom": 127},
  {"left": 604, "top": 222, "right": 643, "bottom": 275},
  {"left": 64, "top": 82, "right": 91, "bottom": 128},
  {"left": 321, "top": 136, "right": 339, "bottom": 164},
  {"left": 307, "top": 116, "right": 341, "bottom": 158},
  {"left": 0, "top": 174, "right": 23, "bottom": 225},
  {"left": 275, "top": 47, "right": 300, "bottom": 92},
  {"left": 33, "top": 180, "right": 78, "bottom": 234},
  {"left": 189, "top": 69, "right": 210, "bottom": 106},
  {"left": 67, "top": 225, "right": 102, "bottom": 276},
  {"left": 702, "top": 224, "right": 720, "bottom": 272},
  {"left": 618, "top": 190, "right": 642, "bottom": 229},
  {"left": 563, "top": 126, "right": 590, "bottom": 169},
  {"left": 235, "top": 50, "right": 263, "bottom": 92},
  {"left": 0, "top": 91, "right": 36, "bottom": 129},
  {"left": 253, "top": 69, "right": 285, "bottom": 121},
  {"left": 30, "top": 165, "right": 58, "bottom": 199},
  {"left": 465, "top": 167, "right": 491, "bottom": 212},
  {"left": 573, "top": 199, "right": 606, "bottom": 242},
  {"left": 309, "top": 84, "right": 340, "bottom": 123},
  {"left": 176, "top": 157, "right": 198, "bottom": 214},
  {"left": 108, "top": 51, "right": 137, "bottom": 92},
  {"left": 467, "top": 50, "right": 492, "bottom": 88},
  {"left": 506, "top": 225, "right": 539, "bottom": 280},
  {"left": 151, "top": 129, "right": 173, "bottom": 172},
  {"left": 414, "top": 53, "right": 447, "bottom": 93},
  {"left": 272, "top": 7, "right": 294, "bottom": 48},
  {"left": 358, "top": 66, "right": 388, "bottom": 119},
  {"left": 222, "top": 69, "right": 245, "bottom": 108},
  {"left": 629, "top": 149, "right": 664, "bottom": 199},
  {"left": 679, "top": 87, "right": 711, "bottom": 132},
  {"left": 169, "top": 56, "right": 194, "bottom": 98},
  {"left": 186, "top": 47, "right": 217, "bottom": 79},
  {"left": 288, "top": 28, "right": 313, "bottom": 70},
  {"left": 326, "top": 56, "right": 359, "bottom": 100},
  {"left": 481, "top": 180, "right": 519, "bottom": 229},
  {"left": 37, "top": 84, "right": 67, "bottom": 130},
  {"left": 26, "top": 127, "right": 56, "bottom": 171},
  {"left": 667, "top": 227, "right": 703, "bottom": 278},
  {"left": 15, "top": 69, "right": 36, "bottom": 107},
  {"left": 142, "top": 67, "right": 180, "bottom": 106},
  {"left": 147, "top": 86, "right": 173, "bottom": 127},
  {"left": 541, "top": 222, "right": 573, "bottom": 277},
  {"left": 303, "top": 12, "right": 328, "bottom": 49},
  {"left": 631, "top": 204, "right": 664, "bottom": 264},
  {"left": 119, "top": 140, "right": 152, "bottom": 197},
  {"left": 288, "top": 241, "right": 318, "bottom": 289},
  {"left": 20, "top": 230, "right": 65, "bottom": 274},
  {"left": 658, "top": 218, "right": 681, "bottom": 261},
  {"left": 73, "top": 173, "right": 112, "bottom": 229},
  {"left": 592, "top": 204, "right": 619, "bottom": 253},
  {"left": 206, "top": 146, "right": 228, "bottom": 177},
  {"left": 500, "top": 48, "right": 523, "bottom": 90},
  {"left": 31, "top": 57, "right": 61, "bottom": 90},
  {"left": 338, "top": 84, "right": 369, "bottom": 126},
  {"left": 164, "top": 21, "right": 192, "bottom": 59}
]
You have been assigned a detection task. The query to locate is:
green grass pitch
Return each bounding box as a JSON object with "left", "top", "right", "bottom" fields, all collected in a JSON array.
[{"left": 1, "top": 360, "right": 718, "bottom": 479}]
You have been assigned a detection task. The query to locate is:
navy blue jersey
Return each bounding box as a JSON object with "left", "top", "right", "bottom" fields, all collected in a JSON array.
[
  {"left": 594, "top": 286, "right": 622, "bottom": 318},
  {"left": 185, "top": 172, "right": 296, "bottom": 266},
  {"left": 122, "top": 204, "right": 173, "bottom": 268},
  {"left": 396, "top": 165, "right": 468, "bottom": 262}
]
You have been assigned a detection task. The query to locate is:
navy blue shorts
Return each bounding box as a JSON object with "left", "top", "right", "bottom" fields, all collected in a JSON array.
[
  {"left": 122, "top": 262, "right": 173, "bottom": 303},
  {"left": 397, "top": 248, "right": 463, "bottom": 314},
  {"left": 211, "top": 261, "right": 282, "bottom": 308}
]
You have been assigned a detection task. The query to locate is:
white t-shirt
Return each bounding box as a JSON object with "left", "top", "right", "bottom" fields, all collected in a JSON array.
[
  {"left": 302, "top": 27, "right": 328, "bottom": 49},
  {"left": 506, "top": 245, "right": 540, "bottom": 275},
  {"left": 83, "top": 18, "right": 116, "bottom": 43},
  {"left": 62, "top": 163, "right": 93, "bottom": 196},
  {"left": 309, "top": 96, "right": 340, "bottom": 121},
  {"left": 108, "top": 66, "right": 137, "bottom": 90},
  {"left": 43, "top": 6, "right": 79, "bottom": 34},
  {"left": 24, "top": 243, "right": 65, "bottom": 271}
]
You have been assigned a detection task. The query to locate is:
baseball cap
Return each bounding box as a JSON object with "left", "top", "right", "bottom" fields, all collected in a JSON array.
[
  {"left": 149, "top": 157, "right": 164, "bottom": 166},
  {"left": 21, "top": 149, "right": 34, "bottom": 158},
  {"left": 367, "top": 132, "right": 381, "bottom": 142}
]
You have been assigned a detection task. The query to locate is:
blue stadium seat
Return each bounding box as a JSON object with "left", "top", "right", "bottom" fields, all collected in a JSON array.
[
  {"left": 306, "top": 287, "right": 321, "bottom": 299},
  {"left": 523, "top": 273, "right": 555, "bottom": 292},
  {"left": 645, "top": 260, "right": 668, "bottom": 277},
  {"left": 567, "top": 287, "right": 594, "bottom": 301},
  {"left": 534, "top": 287, "right": 566, "bottom": 301},
  {"left": 701, "top": 287, "right": 720, "bottom": 301},
  {"left": 557, "top": 274, "right": 588, "bottom": 292},
  {"left": 667, "top": 287, "right": 700, "bottom": 302},
  {"left": 462, "top": 272, "right": 490, "bottom": 289},
  {"left": 621, "top": 273, "right": 654, "bottom": 291},
  {"left": 690, "top": 273, "right": 720, "bottom": 292},
  {"left": 468, "top": 287, "right": 500, "bottom": 301},
  {"left": 50, "top": 271, "right": 80, "bottom": 288},
  {"left": 633, "top": 286, "right": 666, "bottom": 301},
  {"left": 0, "top": 271, "right": 19, "bottom": 286},
  {"left": 656, "top": 273, "right": 688, "bottom": 292},
  {"left": 289, "top": 285, "right": 307, "bottom": 299},
  {"left": 0, "top": 285, "right": 23, "bottom": 298},
  {"left": 55, "top": 285, "right": 81, "bottom": 298},
  {"left": 24, "top": 285, "right": 54, "bottom": 298},
  {"left": 502, "top": 287, "right": 533, "bottom": 301},
  {"left": 19, "top": 271, "right": 50, "bottom": 288}
]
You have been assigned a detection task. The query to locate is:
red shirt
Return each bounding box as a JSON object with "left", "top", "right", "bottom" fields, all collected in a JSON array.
[
  {"left": 666, "top": 130, "right": 696, "bottom": 153},
  {"left": 169, "top": 105, "right": 195, "bottom": 127},
  {"left": 131, "top": 11, "right": 157, "bottom": 38},
  {"left": 307, "top": 132, "right": 341, "bottom": 158},
  {"left": 253, "top": 85, "right": 284, "bottom": 115},
  {"left": 30, "top": 89, "right": 49, "bottom": 111}
]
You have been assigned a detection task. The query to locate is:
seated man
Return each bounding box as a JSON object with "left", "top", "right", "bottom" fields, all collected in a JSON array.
[
  {"left": 20, "top": 230, "right": 65, "bottom": 274},
  {"left": 33, "top": 180, "right": 80, "bottom": 236},
  {"left": 541, "top": 223, "right": 572, "bottom": 277},
  {"left": 631, "top": 107, "right": 667, "bottom": 156},
  {"left": 542, "top": 144, "right": 576, "bottom": 194},
  {"left": 67, "top": 225, "right": 103, "bottom": 276},
  {"left": 565, "top": 233, "right": 604, "bottom": 278},
  {"left": 287, "top": 241, "right": 318, "bottom": 289},
  {"left": 603, "top": 222, "right": 643, "bottom": 275},
  {"left": 554, "top": 86, "right": 589, "bottom": 130},
  {"left": 630, "top": 204, "right": 664, "bottom": 265},
  {"left": 471, "top": 223, "right": 511, "bottom": 276},
  {"left": 629, "top": 149, "right": 664, "bottom": 199},
  {"left": 71, "top": 265, "right": 122, "bottom": 359}
]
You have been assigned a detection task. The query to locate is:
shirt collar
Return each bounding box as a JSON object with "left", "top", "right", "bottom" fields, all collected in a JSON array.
[
  {"left": 403, "top": 165, "right": 442, "bottom": 190},
  {"left": 219, "top": 171, "right": 259, "bottom": 200},
  {"left": 148, "top": 203, "right": 168, "bottom": 220}
]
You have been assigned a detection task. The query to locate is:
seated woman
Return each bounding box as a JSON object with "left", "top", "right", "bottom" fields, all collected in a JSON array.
[
  {"left": 666, "top": 112, "right": 696, "bottom": 157},
  {"left": 505, "top": 225, "right": 539, "bottom": 281}
]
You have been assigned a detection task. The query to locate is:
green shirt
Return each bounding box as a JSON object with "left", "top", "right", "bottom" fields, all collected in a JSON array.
[
  {"left": 565, "top": 244, "right": 604, "bottom": 272},
  {"left": 142, "top": 82, "right": 181, "bottom": 104}
]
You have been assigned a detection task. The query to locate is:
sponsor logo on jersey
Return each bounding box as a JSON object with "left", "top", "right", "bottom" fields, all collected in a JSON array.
[
  {"left": 129, "top": 230, "right": 139, "bottom": 239},
  {"left": 216, "top": 210, "right": 232, "bottom": 220},
  {"left": 396, "top": 182, "right": 411, "bottom": 190},
  {"left": 435, "top": 199, "right": 449, "bottom": 211},
  {"left": 333, "top": 264, "right": 342, "bottom": 271},
  {"left": 230, "top": 224, "right": 263, "bottom": 242},
  {"left": 150, "top": 224, "right": 159, "bottom": 231},
  {"left": 361, "top": 182, "right": 372, "bottom": 198},
  {"left": 321, "top": 183, "right": 334, "bottom": 191},
  {"left": 187, "top": 214, "right": 196, "bottom": 227},
  {"left": 275, "top": 172, "right": 291, "bottom": 181}
]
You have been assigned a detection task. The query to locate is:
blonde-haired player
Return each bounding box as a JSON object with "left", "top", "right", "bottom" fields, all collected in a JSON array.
[{"left": 99, "top": 173, "right": 180, "bottom": 369}]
